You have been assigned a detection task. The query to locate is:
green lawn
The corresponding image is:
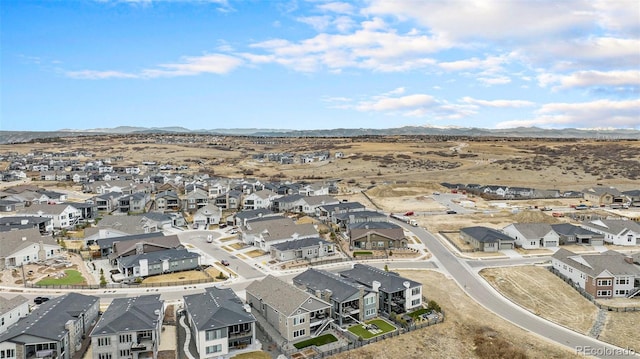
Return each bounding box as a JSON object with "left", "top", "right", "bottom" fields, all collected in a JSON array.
[
  {"left": 36, "top": 269, "right": 86, "bottom": 286},
  {"left": 348, "top": 319, "right": 396, "bottom": 339},
  {"left": 407, "top": 308, "right": 429, "bottom": 320},
  {"left": 293, "top": 334, "right": 338, "bottom": 349}
]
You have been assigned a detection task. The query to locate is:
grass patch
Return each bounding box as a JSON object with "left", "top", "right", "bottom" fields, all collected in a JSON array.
[
  {"left": 293, "top": 334, "right": 338, "bottom": 349},
  {"left": 348, "top": 319, "right": 396, "bottom": 339},
  {"left": 36, "top": 269, "right": 85, "bottom": 286},
  {"left": 407, "top": 308, "right": 429, "bottom": 320},
  {"left": 230, "top": 242, "right": 246, "bottom": 250},
  {"left": 245, "top": 249, "right": 267, "bottom": 258},
  {"left": 142, "top": 270, "right": 208, "bottom": 284},
  {"left": 231, "top": 351, "right": 272, "bottom": 359},
  {"left": 219, "top": 236, "right": 237, "bottom": 242}
]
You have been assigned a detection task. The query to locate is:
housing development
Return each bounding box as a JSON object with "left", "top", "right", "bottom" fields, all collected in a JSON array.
[{"left": 0, "top": 136, "right": 639, "bottom": 359}]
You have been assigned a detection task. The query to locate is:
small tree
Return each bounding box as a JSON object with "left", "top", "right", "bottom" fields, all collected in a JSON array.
[
  {"left": 384, "top": 264, "right": 389, "bottom": 272},
  {"left": 99, "top": 273, "right": 107, "bottom": 288},
  {"left": 427, "top": 300, "right": 441, "bottom": 313}
]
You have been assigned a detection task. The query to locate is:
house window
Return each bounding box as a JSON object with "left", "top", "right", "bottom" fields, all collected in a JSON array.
[
  {"left": 119, "top": 334, "right": 132, "bottom": 343},
  {"left": 411, "top": 288, "right": 420, "bottom": 296},
  {"left": 411, "top": 299, "right": 420, "bottom": 306},
  {"left": 205, "top": 345, "right": 222, "bottom": 354},
  {"left": 597, "top": 290, "right": 612, "bottom": 297},
  {"left": 616, "top": 278, "right": 629, "bottom": 285},
  {"left": 293, "top": 329, "right": 306, "bottom": 338},
  {"left": 365, "top": 308, "right": 376, "bottom": 317},
  {"left": 364, "top": 296, "right": 375, "bottom": 305},
  {"left": 206, "top": 328, "right": 225, "bottom": 341},
  {"left": 597, "top": 279, "right": 612, "bottom": 286},
  {"left": 98, "top": 354, "right": 112, "bottom": 359},
  {"left": 293, "top": 315, "right": 306, "bottom": 326},
  {"left": 119, "top": 350, "right": 130, "bottom": 357},
  {"left": 97, "top": 337, "right": 111, "bottom": 346}
]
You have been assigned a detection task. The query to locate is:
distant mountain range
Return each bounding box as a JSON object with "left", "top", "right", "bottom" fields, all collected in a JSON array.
[{"left": 0, "top": 126, "right": 638, "bottom": 144}]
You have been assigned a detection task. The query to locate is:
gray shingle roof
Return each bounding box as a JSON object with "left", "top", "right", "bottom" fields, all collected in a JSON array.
[
  {"left": 97, "top": 232, "right": 166, "bottom": 250},
  {"left": 582, "top": 219, "right": 640, "bottom": 235},
  {"left": 0, "top": 295, "right": 28, "bottom": 316},
  {"left": 301, "top": 195, "right": 338, "bottom": 206},
  {"left": 118, "top": 248, "right": 199, "bottom": 268},
  {"left": 0, "top": 293, "right": 98, "bottom": 343},
  {"left": 553, "top": 248, "right": 640, "bottom": 277},
  {"left": 339, "top": 264, "right": 421, "bottom": 293},
  {"left": 245, "top": 217, "right": 317, "bottom": 242},
  {"left": 270, "top": 237, "right": 331, "bottom": 252},
  {"left": 235, "top": 209, "right": 277, "bottom": 220},
  {"left": 0, "top": 228, "right": 58, "bottom": 257},
  {"left": 246, "top": 275, "right": 330, "bottom": 317},
  {"left": 460, "top": 226, "right": 515, "bottom": 243},
  {"left": 551, "top": 223, "right": 601, "bottom": 237},
  {"left": 506, "top": 223, "right": 554, "bottom": 238},
  {"left": 293, "top": 268, "right": 365, "bottom": 303},
  {"left": 319, "top": 202, "right": 365, "bottom": 212},
  {"left": 334, "top": 211, "right": 387, "bottom": 221},
  {"left": 183, "top": 287, "right": 255, "bottom": 331},
  {"left": 348, "top": 221, "right": 400, "bottom": 230},
  {"left": 91, "top": 295, "right": 162, "bottom": 336}
]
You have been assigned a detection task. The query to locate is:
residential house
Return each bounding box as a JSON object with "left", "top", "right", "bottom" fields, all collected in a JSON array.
[
  {"left": 270, "top": 237, "right": 335, "bottom": 262},
  {"left": 339, "top": 264, "right": 422, "bottom": 315},
  {"left": 0, "top": 216, "right": 53, "bottom": 234},
  {"left": 333, "top": 210, "right": 388, "bottom": 229},
  {"left": 193, "top": 204, "right": 223, "bottom": 227},
  {"left": 155, "top": 190, "right": 181, "bottom": 212},
  {"left": 90, "top": 295, "right": 163, "bottom": 359},
  {"left": 232, "top": 209, "right": 279, "bottom": 227},
  {"left": 242, "top": 190, "right": 279, "bottom": 210},
  {"left": 116, "top": 248, "right": 200, "bottom": 280},
  {"left": 460, "top": 226, "right": 516, "bottom": 252},
  {"left": 482, "top": 186, "right": 508, "bottom": 197},
  {"left": 96, "top": 214, "right": 163, "bottom": 235},
  {"left": 0, "top": 228, "right": 61, "bottom": 269},
  {"left": 582, "top": 186, "right": 626, "bottom": 206},
  {"left": 0, "top": 293, "right": 99, "bottom": 359},
  {"left": 118, "top": 192, "right": 150, "bottom": 214},
  {"left": 184, "top": 287, "right": 257, "bottom": 358},
  {"left": 0, "top": 200, "right": 18, "bottom": 212},
  {"left": 0, "top": 296, "right": 29, "bottom": 334},
  {"left": 242, "top": 216, "right": 318, "bottom": 251},
  {"left": 293, "top": 268, "right": 377, "bottom": 326},
  {"left": 623, "top": 189, "right": 640, "bottom": 207},
  {"left": 299, "top": 195, "right": 339, "bottom": 215},
  {"left": 581, "top": 219, "right": 640, "bottom": 246},
  {"left": 96, "top": 232, "right": 175, "bottom": 258},
  {"left": 502, "top": 223, "right": 559, "bottom": 249},
  {"left": 214, "top": 190, "right": 242, "bottom": 210},
  {"left": 316, "top": 202, "right": 366, "bottom": 222},
  {"left": 348, "top": 221, "right": 407, "bottom": 250},
  {"left": 246, "top": 275, "right": 332, "bottom": 342},
  {"left": 184, "top": 188, "right": 210, "bottom": 213},
  {"left": 271, "top": 194, "right": 306, "bottom": 213},
  {"left": 551, "top": 248, "right": 640, "bottom": 299},
  {"left": 89, "top": 192, "right": 122, "bottom": 213},
  {"left": 505, "top": 187, "right": 534, "bottom": 198},
  {"left": 298, "top": 183, "right": 330, "bottom": 196},
  {"left": 551, "top": 223, "right": 605, "bottom": 246},
  {"left": 18, "top": 204, "right": 82, "bottom": 229}
]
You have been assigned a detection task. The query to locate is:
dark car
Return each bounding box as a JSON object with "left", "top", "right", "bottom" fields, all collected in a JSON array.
[
  {"left": 221, "top": 259, "right": 230, "bottom": 266},
  {"left": 446, "top": 210, "right": 457, "bottom": 214},
  {"left": 33, "top": 296, "right": 50, "bottom": 304}
]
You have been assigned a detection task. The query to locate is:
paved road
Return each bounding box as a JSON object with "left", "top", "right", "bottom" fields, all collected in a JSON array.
[{"left": 393, "top": 220, "right": 637, "bottom": 359}]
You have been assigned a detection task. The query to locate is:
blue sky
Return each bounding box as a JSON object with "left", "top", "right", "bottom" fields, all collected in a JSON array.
[{"left": 1, "top": 0, "right": 639, "bottom": 131}]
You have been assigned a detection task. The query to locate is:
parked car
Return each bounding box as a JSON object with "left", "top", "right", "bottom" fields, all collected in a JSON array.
[
  {"left": 446, "top": 210, "right": 457, "bottom": 214},
  {"left": 221, "top": 260, "right": 230, "bottom": 266},
  {"left": 33, "top": 296, "right": 49, "bottom": 305}
]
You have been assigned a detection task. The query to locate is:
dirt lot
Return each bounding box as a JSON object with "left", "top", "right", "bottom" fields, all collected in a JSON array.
[
  {"left": 599, "top": 311, "right": 640, "bottom": 351},
  {"left": 480, "top": 266, "right": 598, "bottom": 335},
  {"left": 329, "top": 269, "right": 580, "bottom": 359}
]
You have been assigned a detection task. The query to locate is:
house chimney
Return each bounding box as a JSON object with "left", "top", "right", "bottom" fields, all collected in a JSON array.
[
  {"left": 372, "top": 280, "right": 381, "bottom": 293},
  {"left": 403, "top": 281, "right": 411, "bottom": 289},
  {"left": 624, "top": 256, "right": 633, "bottom": 264}
]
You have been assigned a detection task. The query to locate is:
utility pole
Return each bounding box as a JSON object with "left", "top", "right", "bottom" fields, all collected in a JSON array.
[{"left": 21, "top": 264, "right": 26, "bottom": 288}]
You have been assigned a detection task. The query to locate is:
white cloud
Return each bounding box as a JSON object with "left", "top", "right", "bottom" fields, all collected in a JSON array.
[
  {"left": 461, "top": 97, "right": 535, "bottom": 108},
  {"left": 66, "top": 53, "right": 242, "bottom": 79},
  {"left": 539, "top": 70, "right": 640, "bottom": 89},
  {"left": 297, "top": 16, "right": 332, "bottom": 31},
  {"left": 317, "top": 2, "right": 355, "bottom": 14},
  {"left": 496, "top": 99, "right": 640, "bottom": 128},
  {"left": 65, "top": 70, "right": 138, "bottom": 79}
]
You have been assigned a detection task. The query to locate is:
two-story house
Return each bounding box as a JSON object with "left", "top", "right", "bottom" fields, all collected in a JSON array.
[
  {"left": 339, "top": 264, "right": 422, "bottom": 315},
  {"left": 242, "top": 190, "right": 279, "bottom": 210},
  {"left": 0, "top": 293, "right": 99, "bottom": 359},
  {"left": 0, "top": 296, "right": 29, "bottom": 334},
  {"left": 154, "top": 190, "right": 181, "bottom": 212},
  {"left": 552, "top": 248, "right": 640, "bottom": 298},
  {"left": 183, "top": 188, "right": 209, "bottom": 213},
  {"left": 90, "top": 295, "right": 164, "bottom": 359},
  {"left": 246, "top": 275, "right": 332, "bottom": 342},
  {"left": 183, "top": 287, "right": 257, "bottom": 358},
  {"left": 293, "top": 268, "right": 378, "bottom": 327},
  {"left": 17, "top": 204, "right": 82, "bottom": 229}
]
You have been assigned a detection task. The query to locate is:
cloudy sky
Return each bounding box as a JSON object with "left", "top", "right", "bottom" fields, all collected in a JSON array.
[{"left": 1, "top": 0, "right": 639, "bottom": 131}]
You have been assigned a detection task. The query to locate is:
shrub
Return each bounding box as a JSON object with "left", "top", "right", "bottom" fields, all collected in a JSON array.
[{"left": 427, "top": 300, "right": 441, "bottom": 313}]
